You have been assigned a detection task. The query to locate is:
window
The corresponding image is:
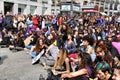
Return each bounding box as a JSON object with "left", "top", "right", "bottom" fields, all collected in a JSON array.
[
  {"left": 42, "top": 1, "right": 48, "bottom": 4},
  {"left": 96, "top": 2, "right": 99, "bottom": 5},
  {"left": 109, "top": 12, "right": 112, "bottom": 15},
  {"left": 105, "top": 12, "right": 107, "bottom": 14},
  {"left": 42, "top": 7, "right": 47, "bottom": 15},
  {"left": 30, "top": 0, "right": 37, "bottom": 2},
  {"left": 90, "top": 2, "right": 94, "bottom": 5},
  {"left": 114, "top": 3, "right": 118, "bottom": 10},
  {"left": 51, "top": 9, "right": 55, "bottom": 14},
  {"left": 101, "top": 2, "right": 104, "bottom": 5},
  {"left": 30, "top": 6, "right": 37, "bottom": 14},
  {"left": 18, "top": 4, "right": 26, "bottom": 14},
  {"left": 18, "top": 8, "right": 21, "bottom": 14},
  {"left": 61, "top": 5, "right": 71, "bottom": 11},
  {"left": 100, "top": 7, "right": 104, "bottom": 12},
  {"left": 110, "top": 3, "right": 113, "bottom": 10},
  {"left": 83, "top": 1, "right": 88, "bottom": 5},
  {"left": 105, "top": 3, "right": 108, "bottom": 9}
]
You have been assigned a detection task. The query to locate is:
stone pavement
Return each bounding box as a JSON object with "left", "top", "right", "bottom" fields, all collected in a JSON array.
[{"left": 0, "top": 48, "right": 47, "bottom": 80}]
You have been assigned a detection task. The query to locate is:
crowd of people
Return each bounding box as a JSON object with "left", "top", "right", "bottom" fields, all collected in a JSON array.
[{"left": 0, "top": 11, "right": 120, "bottom": 80}]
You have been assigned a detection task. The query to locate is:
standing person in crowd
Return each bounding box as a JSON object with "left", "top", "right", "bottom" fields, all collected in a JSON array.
[
  {"left": 12, "top": 15, "right": 18, "bottom": 32},
  {"left": 57, "top": 16, "right": 63, "bottom": 31},
  {"left": 51, "top": 15, "right": 57, "bottom": 31},
  {"left": 2, "top": 11, "right": 13, "bottom": 31},
  {"left": 26, "top": 14, "right": 33, "bottom": 29},
  {"left": 0, "top": 13, "right": 3, "bottom": 31},
  {"left": 41, "top": 17, "right": 46, "bottom": 30},
  {"left": 17, "top": 14, "right": 26, "bottom": 31},
  {"left": 32, "top": 15, "right": 38, "bottom": 28}
]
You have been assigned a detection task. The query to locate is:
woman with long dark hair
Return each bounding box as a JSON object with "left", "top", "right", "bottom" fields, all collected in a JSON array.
[
  {"left": 30, "top": 38, "right": 45, "bottom": 58},
  {"left": 61, "top": 52, "right": 93, "bottom": 80},
  {"left": 9, "top": 32, "right": 25, "bottom": 51},
  {"left": 64, "top": 33, "right": 77, "bottom": 54}
]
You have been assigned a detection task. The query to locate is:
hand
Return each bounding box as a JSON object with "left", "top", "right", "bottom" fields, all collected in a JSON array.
[
  {"left": 45, "top": 49, "right": 49, "bottom": 54},
  {"left": 52, "top": 70, "right": 58, "bottom": 75},
  {"left": 61, "top": 73, "right": 68, "bottom": 78},
  {"left": 55, "top": 71, "right": 61, "bottom": 75}
]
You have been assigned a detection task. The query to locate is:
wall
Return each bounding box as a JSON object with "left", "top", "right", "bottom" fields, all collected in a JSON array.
[{"left": 0, "top": 0, "right": 52, "bottom": 15}]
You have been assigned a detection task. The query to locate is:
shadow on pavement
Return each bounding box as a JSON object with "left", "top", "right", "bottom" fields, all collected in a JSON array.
[{"left": 0, "top": 55, "right": 8, "bottom": 65}]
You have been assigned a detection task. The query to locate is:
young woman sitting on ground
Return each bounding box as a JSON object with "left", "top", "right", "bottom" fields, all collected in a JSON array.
[
  {"left": 9, "top": 33, "right": 25, "bottom": 51},
  {"left": 61, "top": 52, "right": 94, "bottom": 80},
  {"left": 30, "top": 38, "right": 46, "bottom": 58},
  {"left": 51, "top": 48, "right": 72, "bottom": 80}
]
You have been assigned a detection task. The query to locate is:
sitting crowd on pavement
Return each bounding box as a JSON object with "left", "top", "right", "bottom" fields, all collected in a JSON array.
[{"left": 0, "top": 11, "right": 120, "bottom": 80}]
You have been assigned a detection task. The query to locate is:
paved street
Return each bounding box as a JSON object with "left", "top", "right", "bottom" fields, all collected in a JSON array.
[{"left": 0, "top": 48, "right": 47, "bottom": 80}]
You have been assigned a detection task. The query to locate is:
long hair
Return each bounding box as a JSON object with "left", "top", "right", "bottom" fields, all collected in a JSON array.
[
  {"left": 33, "top": 38, "right": 44, "bottom": 54},
  {"left": 95, "top": 43, "right": 108, "bottom": 53},
  {"left": 50, "top": 31, "right": 56, "bottom": 44},
  {"left": 79, "top": 52, "right": 93, "bottom": 69},
  {"left": 56, "top": 48, "right": 68, "bottom": 68}
]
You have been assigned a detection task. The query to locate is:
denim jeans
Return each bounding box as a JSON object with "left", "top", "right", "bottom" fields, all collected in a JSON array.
[
  {"left": 25, "top": 44, "right": 33, "bottom": 49},
  {"left": 30, "top": 52, "right": 37, "bottom": 58}
]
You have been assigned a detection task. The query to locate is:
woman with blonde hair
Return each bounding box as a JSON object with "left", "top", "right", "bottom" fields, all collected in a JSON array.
[{"left": 50, "top": 48, "right": 72, "bottom": 80}]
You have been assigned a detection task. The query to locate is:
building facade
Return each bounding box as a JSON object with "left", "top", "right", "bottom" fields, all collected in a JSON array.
[
  {"left": 90, "top": 0, "right": 120, "bottom": 15},
  {"left": 0, "top": 0, "right": 52, "bottom": 15},
  {"left": 51, "top": 0, "right": 60, "bottom": 15},
  {"left": 51, "top": 0, "right": 81, "bottom": 15},
  {"left": 62, "top": 0, "right": 120, "bottom": 15}
]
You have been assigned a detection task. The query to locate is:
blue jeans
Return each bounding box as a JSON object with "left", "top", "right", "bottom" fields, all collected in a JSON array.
[
  {"left": 30, "top": 52, "right": 37, "bottom": 58},
  {"left": 25, "top": 44, "right": 33, "bottom": 49}
]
